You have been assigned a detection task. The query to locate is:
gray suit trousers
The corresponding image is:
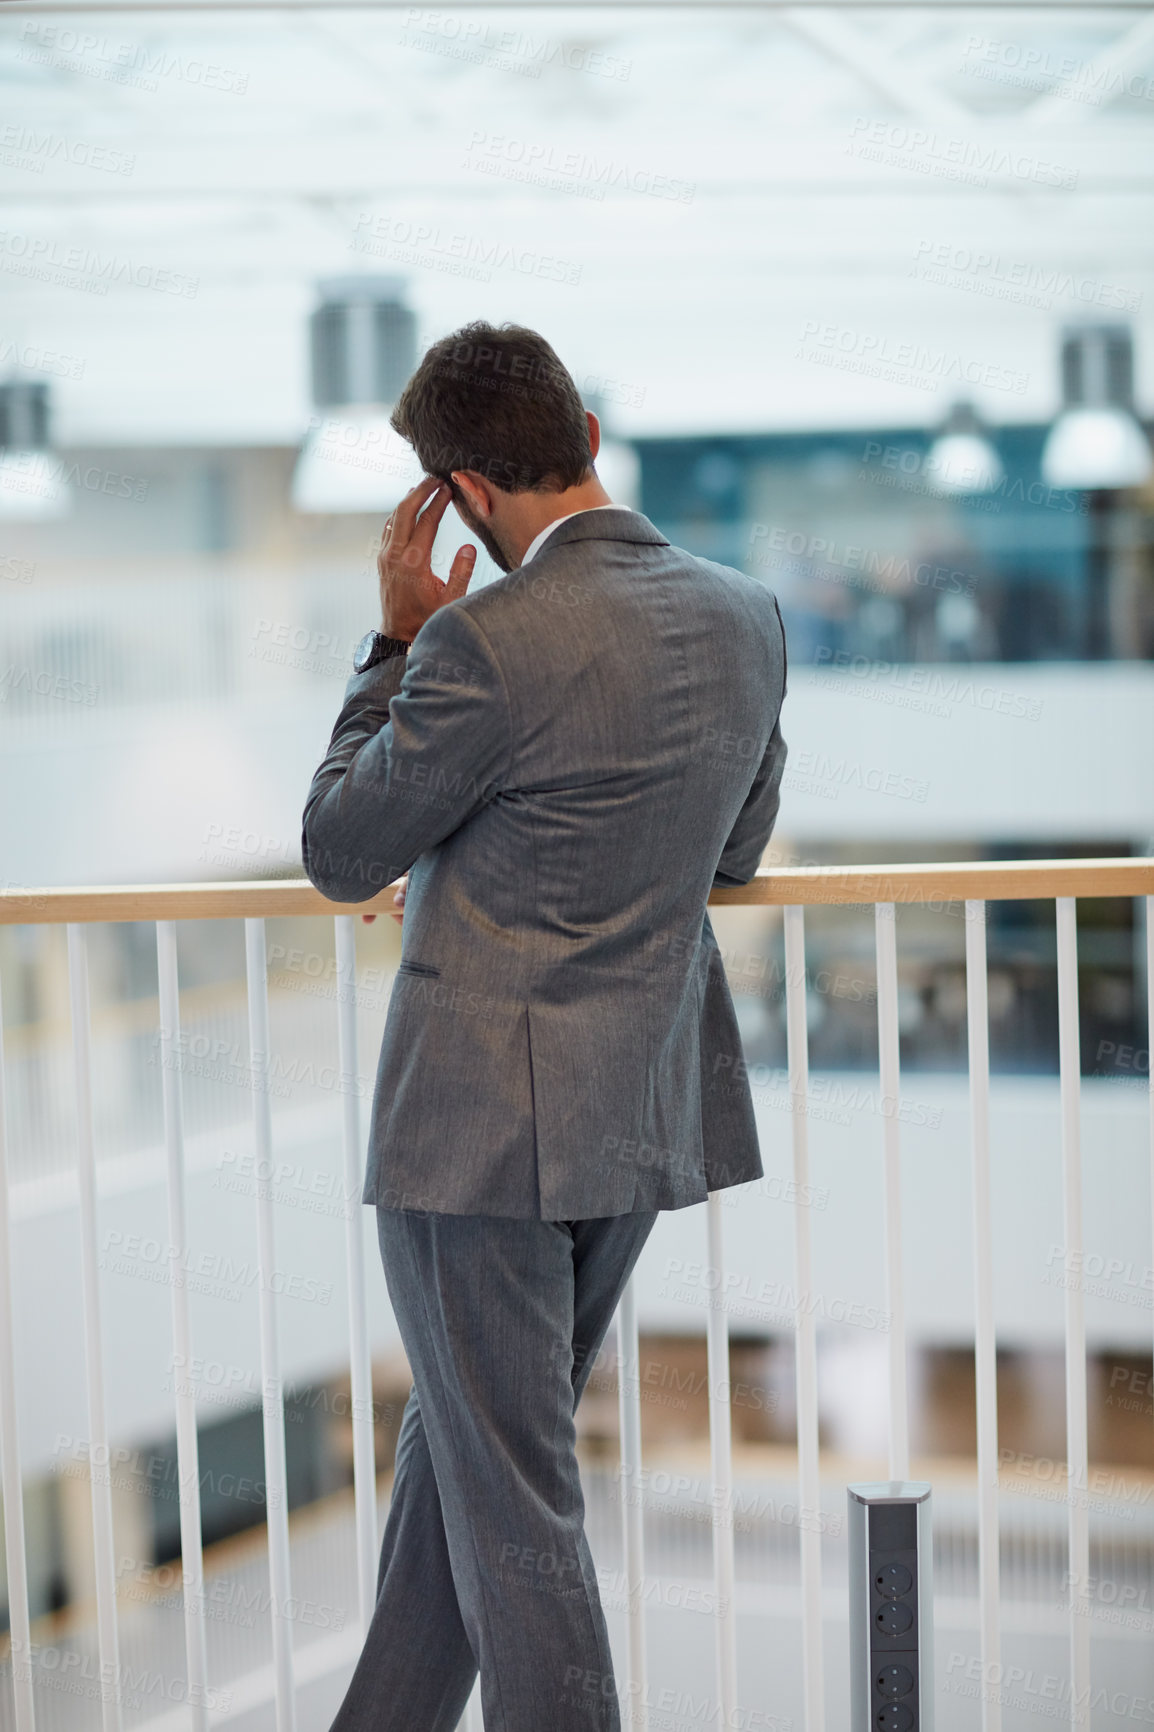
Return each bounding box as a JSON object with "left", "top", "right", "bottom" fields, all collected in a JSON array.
[{"left": 329, "top": 1206, "right": 658, "bottom": 1732}]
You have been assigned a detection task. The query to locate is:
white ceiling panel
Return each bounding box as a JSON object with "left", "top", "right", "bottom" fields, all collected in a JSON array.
[{"left": 2, "top": 3, "right": 1152, "bottom": 440}]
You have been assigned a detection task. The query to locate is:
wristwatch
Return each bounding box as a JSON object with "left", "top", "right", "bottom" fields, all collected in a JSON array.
[{"left": 353, "top": 629, "right": 411, "bottom": 673}]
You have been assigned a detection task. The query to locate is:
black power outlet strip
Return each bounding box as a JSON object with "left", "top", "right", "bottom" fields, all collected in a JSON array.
[{"left": 868, "top": 1503, "right": 920, "bottom": 1729}]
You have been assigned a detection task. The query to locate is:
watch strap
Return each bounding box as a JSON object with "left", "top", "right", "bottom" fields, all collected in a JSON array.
[{"left": 355, "top": 630, "right": 410, "bottom": 672}]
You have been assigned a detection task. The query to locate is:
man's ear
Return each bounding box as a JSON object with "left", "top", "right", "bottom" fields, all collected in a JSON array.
[
  {"left": 586, "top": 410, "right": 601, "bottom": 462},
  {"left": 450, "top": 469, "right": 493, "bottom": 519}
]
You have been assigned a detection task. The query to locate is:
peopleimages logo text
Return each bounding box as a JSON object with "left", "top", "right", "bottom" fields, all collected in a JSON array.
[
  {"left": 0, "top": 231, "right": 198, "bottom": 296},
  {"left": 847, "top": 117, "right": 1077, "bottom": 189}
]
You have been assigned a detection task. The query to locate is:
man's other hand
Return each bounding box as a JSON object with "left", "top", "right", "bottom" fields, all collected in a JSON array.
[
  {"left": 362, "top": 874, "right": 407, "bottom": 927},
  {"left": 378, "top": 476, "right": 476, "bottom": 642}
]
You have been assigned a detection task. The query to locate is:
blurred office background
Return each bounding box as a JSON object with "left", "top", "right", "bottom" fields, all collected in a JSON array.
[{"left": 1, "top": 3, "right": 1153, "bottom": 1726}]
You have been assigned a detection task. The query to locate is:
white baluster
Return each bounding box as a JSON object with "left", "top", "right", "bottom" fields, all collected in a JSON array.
[
  {"left": 67, "top": 924, "right": 123, "bottom": 1732},
  {"left": 616, "top": 1274, "right": 647, "bottom": 1730},
  {"left": 1148, "top": 896, "right": 1154, "bottom": 1496},
  {"left": 0, "top": 972, "right": 35, "bottom": 1732},
  {"left": 705, "top": 1190, "right": 737, "bottom": 1724},
  {"left": 783, "top": 905, "right": 824, "bottom": 1731},
  {"left": 1056, "top": 898, "right": 1090, "bottom": 1726},
  {"left": 244, "top": 918, "right": 296, "bottom": 1731},
  {"left": 874, "top": 902, "right": 909, "bottom": 1480},
  {"left": 156, "top": 921, "right": 210, "bottom": 1732},
  {"left": 965, "top": 900, "right": 1001, "bottom": 1732},
  {"left": 334, "top": 916, "right": 377, "bottom": 1635}
]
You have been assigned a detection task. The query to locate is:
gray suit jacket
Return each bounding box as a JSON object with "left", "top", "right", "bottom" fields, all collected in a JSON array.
[{"left": 302, "top": 508, "right": 787, "bottom": 1219}]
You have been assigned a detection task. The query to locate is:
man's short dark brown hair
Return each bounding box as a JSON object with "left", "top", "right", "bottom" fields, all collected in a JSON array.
[{"left": 390, "top": 320, "right": 593, "bottom": 494}]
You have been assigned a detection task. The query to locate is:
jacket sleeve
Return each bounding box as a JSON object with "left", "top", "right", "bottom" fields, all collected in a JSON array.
[
  {"left": 711, "top": 596, "right": 789, "bottom": 890},
  {"left": 301, "top": 602, "right": 512, "bottom": 903}
]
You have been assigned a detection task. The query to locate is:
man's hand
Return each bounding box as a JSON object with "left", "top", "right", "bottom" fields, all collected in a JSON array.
[
  {"left": 378, "top": 476, "right": 476, "bottom": 642},
  {"left": 361, "top": 873, "right": 407, "bottom": 927}
]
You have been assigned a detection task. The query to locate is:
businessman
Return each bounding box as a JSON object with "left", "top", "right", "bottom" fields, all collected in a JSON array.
[{"left": 302, "top": 321, "right": 787, "bottom": 1732}]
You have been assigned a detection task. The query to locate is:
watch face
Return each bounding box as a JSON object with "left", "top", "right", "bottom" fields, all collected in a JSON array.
[{"left": 353, "top": 630, "right": 378, "bottom": 673}]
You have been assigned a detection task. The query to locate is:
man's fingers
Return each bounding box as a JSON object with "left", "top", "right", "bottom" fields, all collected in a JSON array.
[
  {"left": 388, "top": 474, "right": 442, "bottom": 550},
  {"left": 446, "top": 544, "right": 477, "bottom": 599},
  {"left": 361, "top": 913, "right": 377, "bottom": 924},
  {"left": 407, "top": 483, "right": 453, "bottom": 564}
]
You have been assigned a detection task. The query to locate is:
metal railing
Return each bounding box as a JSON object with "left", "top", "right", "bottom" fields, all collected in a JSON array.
[{"left": 1, "top": 856, "right": 1152, "bottom": 1732}]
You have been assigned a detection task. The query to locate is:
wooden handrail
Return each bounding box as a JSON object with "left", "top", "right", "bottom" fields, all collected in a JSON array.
[{"left": 1, "top": 858, "right": 1151, "bottom": 924}]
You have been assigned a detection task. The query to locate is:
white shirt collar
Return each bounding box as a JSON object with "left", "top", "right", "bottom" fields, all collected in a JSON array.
[{"left": 521, "top": 504, "right": 635, "bottom": 568}]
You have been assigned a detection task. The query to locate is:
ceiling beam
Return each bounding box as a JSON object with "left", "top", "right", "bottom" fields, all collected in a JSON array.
[
  {"left": 783, "top": 7, "right": 972, "bottom": 122},
  {"left": 4, "top": 179, "right": 1154, "bottom": 200},
  {"left": 4, "top": 0, "right": 1154, "bottom": 12},
  {"left": 1024, "top": 11, "right": 1154, "bottom": 125}
]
